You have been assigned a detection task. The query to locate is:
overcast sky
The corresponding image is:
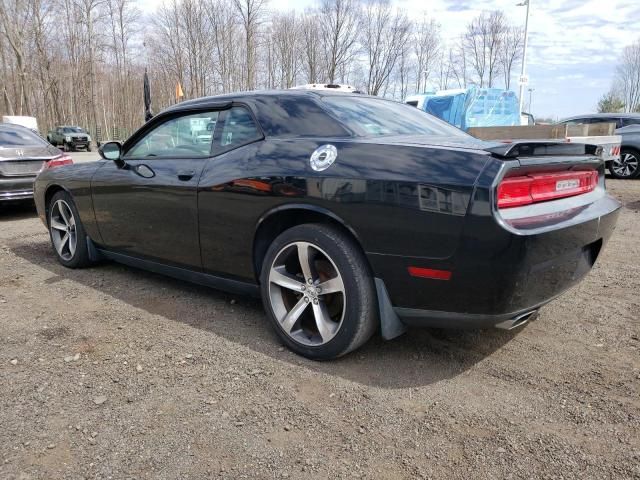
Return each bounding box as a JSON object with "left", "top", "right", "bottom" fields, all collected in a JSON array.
[{"left": 138, "top": 0, "right": 639, "bottom": 120}]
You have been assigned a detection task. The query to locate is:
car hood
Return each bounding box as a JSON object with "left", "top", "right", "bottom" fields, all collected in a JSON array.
[
  {"left": 357, "top": 134, "right": 489, "bottom": 152},
  {"left": 64, "top": 132, "right": 89, "bottom": 138},
  {"left": 0, "top": 144, "right": 61, "bottom": 161}
]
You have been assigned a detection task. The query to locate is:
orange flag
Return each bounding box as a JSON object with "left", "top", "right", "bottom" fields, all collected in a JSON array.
[{"left": 175, "top": 82, "right": 184, "bottom": 100}]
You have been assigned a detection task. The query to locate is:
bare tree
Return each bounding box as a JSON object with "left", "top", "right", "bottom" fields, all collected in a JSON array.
[
  {"left": 413, "top": 16, "right": 440, "bottom": 93},
  {"left": 499, "top": 26, "right": 523, "bottom": 89},
  {"left": 232, "top": 0, "right": 266, "bottom": 90},
  {"left": 614, "top": 39, "right": 640, "bottom": 112},
  {"left": 0, "top": 0, "right": 33, "bottom": 114},
  {"left": 269, "top": 12, "right": 301, "bottom": 88},
  {"left": 300, "top": 10, "right": 323, "bottom": 83},
  {"left": 360, "top": 0, "right": 410, "bottom": 95},
  {"left": 463, "top": 10, "right": 507, "bottom": 88},
  {"left": 207, "top": 0, "right": 243, "bottom": 93},
  {"left": 448, "top": 37, "right": 468, "bottom": 88},
  {"left": 319, "top": 0, "right": 359, "bottom": 83}
]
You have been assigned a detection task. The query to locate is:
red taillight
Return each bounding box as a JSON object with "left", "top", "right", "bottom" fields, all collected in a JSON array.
[
  {"left": 44, "top": 154, "right": 73, "bottom": 170},
  {"left": 497, "top": 170, "right": 598, "bottom": 209}
]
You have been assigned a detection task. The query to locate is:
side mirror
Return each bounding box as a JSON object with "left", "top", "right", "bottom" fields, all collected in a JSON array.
[{"left": 98, "top": 141, "right": 125, "bottom": 167}]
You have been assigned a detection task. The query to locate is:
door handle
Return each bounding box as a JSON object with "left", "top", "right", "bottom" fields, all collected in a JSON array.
[{"left": 177, "top": 170, "right": 196, "bottom": 181}]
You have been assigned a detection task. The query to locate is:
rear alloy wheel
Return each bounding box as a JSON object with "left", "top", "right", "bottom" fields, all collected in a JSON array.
[
  {"left": 48, "top": 191, "right": 91, "bottom": 268},
  {"left": 260, "top": 224, "right": 377, "bottom": 360},
  {"left": 609, "top": 149, "right": 640, "bottom": 179}
]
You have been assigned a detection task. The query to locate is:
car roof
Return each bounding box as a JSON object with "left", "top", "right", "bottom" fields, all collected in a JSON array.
[
  {"left": 162, "top": 89, "right": 369, "bottom": 113},
  {"left": 562, "top": 113, "right": 640, "bottom": 120}
]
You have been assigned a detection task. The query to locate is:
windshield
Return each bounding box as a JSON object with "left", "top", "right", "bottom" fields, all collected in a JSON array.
[
  {"left": 0, "top": 126, "right": 46, "bottom": 147},
  {"left": 63, "top": 127, "right": 85, "bottom": 133},
  {"left": 322, "top": 96, "right": 469, "bottom": 138}
]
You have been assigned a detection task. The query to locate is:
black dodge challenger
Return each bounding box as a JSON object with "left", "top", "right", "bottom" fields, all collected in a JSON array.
[{"left": 34, "top": 90, "right": 621, "bottom": 359}]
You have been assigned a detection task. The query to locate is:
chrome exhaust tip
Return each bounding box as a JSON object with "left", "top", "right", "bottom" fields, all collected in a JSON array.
[{"left": 495, "top": 310, "right": 539, "bottom": 331}]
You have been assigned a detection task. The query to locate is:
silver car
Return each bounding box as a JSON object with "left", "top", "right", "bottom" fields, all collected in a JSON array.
[
  {"left": 558, "top": 113, "right": 640, "bottom": 179},
  {"left": 0, "top": 123, "right": 71, "bottom": 202}
]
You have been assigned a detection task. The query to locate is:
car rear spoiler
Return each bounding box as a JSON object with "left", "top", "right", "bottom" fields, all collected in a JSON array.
[{"left": 484, "top": 140, "right": 601, "bottom": 159}]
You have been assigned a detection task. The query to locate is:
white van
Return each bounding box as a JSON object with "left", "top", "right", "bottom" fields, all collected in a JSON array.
[{"left": 2, "top": 116, "right": 39, "bottom": 133}]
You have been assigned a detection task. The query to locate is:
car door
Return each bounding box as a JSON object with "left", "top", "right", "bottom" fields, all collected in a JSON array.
[
  {"left": 91, "top": 109, "right": 222, "bottom": 269},
  {"left": 197, "top": 105, "right": 265, "bottom": 278}
]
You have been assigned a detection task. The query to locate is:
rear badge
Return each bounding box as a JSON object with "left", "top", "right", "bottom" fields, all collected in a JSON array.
[
  {"left": 556, "top": 179, "right": 580, "bottom": 191},
  {"left": 310, "top": 144, "right": 337, "bottom": 171}
]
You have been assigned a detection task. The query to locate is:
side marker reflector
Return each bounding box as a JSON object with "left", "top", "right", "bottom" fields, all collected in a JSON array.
[{"left": 408, "top": 267, "right": 452, "bottom": 281}]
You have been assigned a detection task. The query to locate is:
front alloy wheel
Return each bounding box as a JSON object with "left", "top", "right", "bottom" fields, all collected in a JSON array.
[
  {"left": 48, "top": 191, "right": 92, "bottom": 268},
  {"left": 50, "top": 199, "right": 77, "bottom": 261},
  {"left": 610, "top": 149, "right": 640, "bottom": 179},
  {"left": 261, "top": 224, "right": 377, "bottom": 360}
]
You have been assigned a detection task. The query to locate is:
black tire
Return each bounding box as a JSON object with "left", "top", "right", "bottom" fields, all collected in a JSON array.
[
  {"left": 48, "top": 190, "right": 92, "bottom": 268},
  {"left": 86, "top": 145, "right": 92, "bottom": 152},
  {"left": 609, "top": 148, "right": 640, "bottom": 179},
  {"left": 260, "top": 223, "right": 377, "bottom": 360}
]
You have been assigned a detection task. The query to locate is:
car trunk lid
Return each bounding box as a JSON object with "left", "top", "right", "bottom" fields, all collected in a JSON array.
[
  {"left": 0, "top": 145, "right": 61, "bottom": 176},
  {"left": 486, "top": 140, "right": 604, "bottom": 212}
]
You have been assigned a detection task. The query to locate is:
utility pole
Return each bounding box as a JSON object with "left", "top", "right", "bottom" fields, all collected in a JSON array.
[
  {"left": 517, "top": 0, "right": 531, "bottom": 115},
  {"left": 528, "top": 87, "right": 535, "bottom": 113}
]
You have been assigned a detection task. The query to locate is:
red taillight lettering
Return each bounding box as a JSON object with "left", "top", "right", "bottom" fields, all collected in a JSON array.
[{"left": 497, "top": 171, "right": 598, "bottom": 209}]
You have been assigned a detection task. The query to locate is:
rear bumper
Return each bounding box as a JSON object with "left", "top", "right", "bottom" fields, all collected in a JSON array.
[
  {"left": 0, "top": 177, "right": 35, "bottom": 201},
  {"left": 369, "top": 191, "right": 621, "bottom": 329},
  {"left": 396, "top": 305, "right": 541, "bottom": 329}
]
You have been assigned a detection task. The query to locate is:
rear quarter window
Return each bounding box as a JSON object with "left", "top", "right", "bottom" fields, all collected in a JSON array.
[
  {"left": 0, "top": 127, "right": 45, "bottom": 147},
  {"left": 252, "top": 96, "right": 351, "bottom": 137}
]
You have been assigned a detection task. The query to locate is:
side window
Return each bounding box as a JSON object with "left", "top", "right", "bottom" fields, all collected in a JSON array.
[
  {"left": 125, "top": 111, "right": 219, "bottom": 159},
  {"left": 621, "top": 118, "right": 640, "bottom": 127},
  {"left": 218, "top": 107, "right": 261, "bottom": 149}
]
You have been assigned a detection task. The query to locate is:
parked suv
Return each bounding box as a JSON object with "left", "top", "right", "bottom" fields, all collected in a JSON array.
[
  {"left": 47, "top": 126, "right": 92, "bottom": 152},
  {"left": 558, "top": 113, "right": 640, "bottom": 179}
]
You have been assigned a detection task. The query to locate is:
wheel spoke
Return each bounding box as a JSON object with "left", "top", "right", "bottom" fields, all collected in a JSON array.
[
  {"left": 281, "top": 296, "right": 309, "bottom": 334},
  {"left": 270, "top": 267, "right": 305, "bottom": 292},
  {"left": 312, "top": 301, "right": 337, "bottom": 343},
  {"left": 51, "top": 218, "right": 67, "bottom": 231},
  {"left": 317, "top": 276, "right": 344, "bottom": 295},
  {"left": 59, "top": 233, "right": 69, "bottom": 254},
  {"left": 297, "top": 242, "right": 315, "bottom": 283},
  {"left": 58, "top": 202, "right": 71, "bottom": 226},
  {"left": 68, "top": 232, "right": 76, "bottom": 256}
]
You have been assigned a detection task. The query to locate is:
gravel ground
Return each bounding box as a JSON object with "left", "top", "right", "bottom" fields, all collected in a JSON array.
[{"left": 1, "top": 179, "right": 639, "bottom": 480}]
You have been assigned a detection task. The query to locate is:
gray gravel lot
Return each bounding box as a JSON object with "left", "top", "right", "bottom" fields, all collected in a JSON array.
[{"left": 0, "top": 179, "right": 639, "bottom": 479}]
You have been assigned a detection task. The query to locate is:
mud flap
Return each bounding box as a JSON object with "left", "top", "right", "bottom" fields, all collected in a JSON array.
[
  {"left": 86, "top": 236, "right": 103, "bottom": 262},
  {"left": 375, "top": 278, "right": 407, "bottom": 341}
]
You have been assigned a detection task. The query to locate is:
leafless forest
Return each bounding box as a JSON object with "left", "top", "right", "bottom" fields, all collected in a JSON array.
[{"left": 0, "top": 0, "right": 525, "bottom": 140}]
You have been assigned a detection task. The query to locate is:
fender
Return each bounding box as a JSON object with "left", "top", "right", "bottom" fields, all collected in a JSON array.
[{"left": 255, "top": 202, "right": 363, "bottom": 244}]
